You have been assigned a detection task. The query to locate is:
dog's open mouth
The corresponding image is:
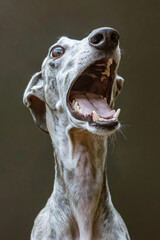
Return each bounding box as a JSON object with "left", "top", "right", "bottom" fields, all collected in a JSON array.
[{"left": 67, "top": 58, "right": 120, "bottom": 129}]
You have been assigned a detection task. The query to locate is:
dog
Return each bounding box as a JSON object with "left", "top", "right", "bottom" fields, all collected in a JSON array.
[{"left": 23, "top": 27, "right": 130, "bottom": 240}]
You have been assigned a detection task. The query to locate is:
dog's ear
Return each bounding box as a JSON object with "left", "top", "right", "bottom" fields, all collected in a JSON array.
[
  {"left": 23, "top": 72, "right": 48, "bottom": 133},
  {"left": 110, "top": 75, "right": 124, "bottom": 108}
]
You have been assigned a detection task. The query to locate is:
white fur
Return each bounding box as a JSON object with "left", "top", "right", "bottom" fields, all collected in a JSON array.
[{"left": 24, "top": 28, "right": 130, "bottom": 240}]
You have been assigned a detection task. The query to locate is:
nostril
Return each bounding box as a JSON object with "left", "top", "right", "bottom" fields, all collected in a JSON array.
[
  {"left": 110, "top": 31, "right": 119, "bottom": 44},
  {"left": 89, "top": 27, "right": 120, "bottom": 50},
  {"left": 90, "top": 33, "right": 104, "bottom": 44}
]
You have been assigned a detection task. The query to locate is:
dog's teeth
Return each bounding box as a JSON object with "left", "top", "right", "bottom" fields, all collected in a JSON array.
[
  {"left": 98, "top": 116, "right": 106, "bottom": 121},
  {"left": 92, "top": 111, "right": 99, "bottom": 121},
  {"left": 72, "top": 100, "right": 77, "bottom": 108},
  {"left": 102, "top": 58, "right": 113, "bottom": 77},
  {"left": 79, "top": 108, "right": 82, "bottom": 114},
  {"left": 72, "top": 100, "right": 82, "bottom": 112},
  {"left": 102, "top": 68, "right": 110, "bottom": 77},
  {"left": 108, "top": 58, "right": 113, "bottom": 66},
  {"left": 92, "top": 111, "right": 107, "bottom": 122},
  {"left": 102, "top": 69, "right": 110, "bottom": 77},
  {"left": 113, "top": 108, "right": 121, "bottom": 120}
]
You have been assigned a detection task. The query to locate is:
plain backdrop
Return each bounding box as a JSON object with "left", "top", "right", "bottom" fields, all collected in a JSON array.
[{"left": 0, "top": 0, "right": 160, "bottom": 239}]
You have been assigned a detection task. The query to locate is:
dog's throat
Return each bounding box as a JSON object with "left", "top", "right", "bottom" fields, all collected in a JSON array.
[{"left": 66, "top": 129, "right": 107, "bottom": 239}]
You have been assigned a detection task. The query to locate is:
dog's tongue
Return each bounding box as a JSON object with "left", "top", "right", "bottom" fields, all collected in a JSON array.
[{"left": 70, "top": 91, "right": 115, "bottom": 118}]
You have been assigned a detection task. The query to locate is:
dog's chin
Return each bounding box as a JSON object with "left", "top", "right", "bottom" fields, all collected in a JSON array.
[
  {"left": 66, "top": 57, "right": 121, "bottom": 136},
  {"left": 68, "top": 115, "right": 120, "bottom": 136},
  {"left": 87, "top": 121, "right": 120, "bottom": 136}
]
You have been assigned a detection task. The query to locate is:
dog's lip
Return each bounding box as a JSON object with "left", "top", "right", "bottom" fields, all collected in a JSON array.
[
  {"left": 69, "top": 106, "right": 119, "bottom": 128},
  {"left": 89, "top": 119, "right": 119, "bottom": 129},
  {"left": 66, "top": 58, "right": 119, "bottom": 129}
]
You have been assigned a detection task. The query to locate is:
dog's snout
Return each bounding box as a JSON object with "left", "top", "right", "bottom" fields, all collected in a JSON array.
[{"left": 88, "top": 27, "right": 119, "bottom": 51}]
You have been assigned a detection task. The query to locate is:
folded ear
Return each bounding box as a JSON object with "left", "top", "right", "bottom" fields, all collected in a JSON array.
[
  {"left": 110, "top": 75, "right": 124, "bottom": 108},
  {"left": 23, "top": 72, "right": 48, "bottom": 133}
]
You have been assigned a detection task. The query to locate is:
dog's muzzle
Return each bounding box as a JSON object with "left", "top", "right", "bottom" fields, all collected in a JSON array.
[{"left": 67, "top": 27, "right": 121, "bottom": 131}]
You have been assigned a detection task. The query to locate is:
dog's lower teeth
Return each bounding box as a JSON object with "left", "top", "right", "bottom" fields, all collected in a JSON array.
[
  {"left": 113, "top": 108, "right": 121, "bottom": 120},
  {"left": 92, "top": 111, "right": 99, "bottom": 121},
  {"left": 92, "top": 111, "right": 106, "bottom": 122},
  {"left": 92, "top": 108, "right": 121, "bottom": 122},
  {"left": 71, "top": 100, "right": 120, "bottom": 122},
  {"left": 72, "top": 100, "right": 82, "bottom": 112}
]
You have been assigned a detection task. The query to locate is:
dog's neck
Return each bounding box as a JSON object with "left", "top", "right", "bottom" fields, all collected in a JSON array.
[{"left": 49, "top": 120, "right": 112, "bottom": 240}]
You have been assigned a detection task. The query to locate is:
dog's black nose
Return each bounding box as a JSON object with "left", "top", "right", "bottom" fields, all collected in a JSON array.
[{"left": 88, "top": 27, "right": 119, "bottom": 50}]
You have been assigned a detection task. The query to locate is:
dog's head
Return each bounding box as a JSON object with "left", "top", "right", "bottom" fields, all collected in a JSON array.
[{"left": 23, "top": 27, "right": 124, "bottom": 136}]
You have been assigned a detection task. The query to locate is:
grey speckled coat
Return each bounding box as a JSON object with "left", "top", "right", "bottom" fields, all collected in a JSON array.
[{"left": 23, "top": 27, "right": 130, "bottom": 240}]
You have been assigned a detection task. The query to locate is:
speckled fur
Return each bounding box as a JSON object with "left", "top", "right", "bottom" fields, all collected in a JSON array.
[{"left": 23, "top": 28, "right": 130, "bottom": 240}]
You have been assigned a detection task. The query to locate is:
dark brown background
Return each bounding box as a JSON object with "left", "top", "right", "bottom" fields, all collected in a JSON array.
[{"left": 0, "top": 0, "right": 160, "bottom": 239}]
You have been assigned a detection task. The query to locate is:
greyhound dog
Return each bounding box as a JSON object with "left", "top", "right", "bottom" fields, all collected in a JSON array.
[{"left": 23, "top": 27, "right": 130, "bottom": 240}]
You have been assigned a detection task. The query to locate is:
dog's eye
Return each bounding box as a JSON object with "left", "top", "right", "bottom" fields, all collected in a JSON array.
[{"left": 50, "top": 46, "right": 65, "bottom": 58}]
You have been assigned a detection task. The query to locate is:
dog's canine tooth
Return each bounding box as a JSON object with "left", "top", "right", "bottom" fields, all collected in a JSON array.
[{"left": 113, "top": 108, "right": 121, "bottom": 120}]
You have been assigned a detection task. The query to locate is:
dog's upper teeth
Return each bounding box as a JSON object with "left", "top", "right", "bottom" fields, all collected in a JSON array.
[
  {"left": 102, "top": 69, "right": 110, "bottom": 77},
  {"left": 113, "top": 108, "right": 121, "bottom": 120},
  {"left": 108, "top": 58, "right": 113, "bottom": 66},
  {"left": 102, "top": 58, "right": 113, "bottom": 77}
]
